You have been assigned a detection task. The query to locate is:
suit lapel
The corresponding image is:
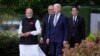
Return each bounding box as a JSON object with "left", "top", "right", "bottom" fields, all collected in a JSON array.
[
  {"left": 75, "top": 16, "right": 79, "bottom": 27},
  {"left": 47, "top": 15, "right": 50, "bottom": 23},
  {"left": 70, "top": 16, "right": 73, "bottom": 28},
  {"left": 45, "top": 15, "right": 49, "bottom": 24},
  {"left": 71, "top": 16, "right": 79, "bottom": 27},
  {"left": 53, "top": 14, "right": 61, "bottom": 27}
]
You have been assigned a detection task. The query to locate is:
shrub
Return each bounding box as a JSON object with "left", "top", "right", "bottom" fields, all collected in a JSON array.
[
  {"left": 0, "top": 31, "right": 19, "bottom": 56},
  {"left": 63, "top": 34, "right": 100, "bottom": 56}
]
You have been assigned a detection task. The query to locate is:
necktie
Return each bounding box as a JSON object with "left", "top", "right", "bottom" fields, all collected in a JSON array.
[
  {"left": 48, "top": 15, "right": 50, "bottom": 23},
  {"left": 53, "top": 15, "right": 58, "bottom": 26},
  {"left": 73, "top": 16, "right": 76, "bottom": 36}
]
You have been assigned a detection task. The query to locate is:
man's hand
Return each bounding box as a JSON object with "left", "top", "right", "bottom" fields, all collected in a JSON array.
[
  {"left": 20, "top": 32, "right": 31, "bottom": 37},
  {"left": 24, "top": 32, "right": 31, "bottom": 37},
  {"left": 40, "top": 37, "right": 43, "bottom": 43},
  {"left": 63, "top": 41, "right": 68, "bottom": 47},
  {"left": 20, "top": 33, "right": 25, "bottom": 37},
  {"left": 46, "top": 38, "right": 49, "bottom": 45}
]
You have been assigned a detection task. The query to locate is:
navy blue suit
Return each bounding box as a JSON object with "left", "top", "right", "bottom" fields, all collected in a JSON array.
[{"left": 47, "top": 13, "right": 68, "bottom": 56}]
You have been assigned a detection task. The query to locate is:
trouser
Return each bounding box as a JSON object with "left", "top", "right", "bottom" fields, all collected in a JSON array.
[
  {"left": 69, "top": 36, "right": 81, "bottom": 48},
  {"left": 40, "top": 41, "right": 50, "bottom": 56},
  {"left": 50, "top": 42, "right": 63, "bottom": 56}
]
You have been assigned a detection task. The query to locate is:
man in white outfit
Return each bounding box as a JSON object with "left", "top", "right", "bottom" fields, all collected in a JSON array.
[{"left": 18, "top": 8, "right": 46, "bottom": 56}]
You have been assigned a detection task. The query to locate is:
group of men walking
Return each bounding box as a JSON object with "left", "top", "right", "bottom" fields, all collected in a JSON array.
[{"left": 18, "top": 3, "right": 85, "bottom": 56}]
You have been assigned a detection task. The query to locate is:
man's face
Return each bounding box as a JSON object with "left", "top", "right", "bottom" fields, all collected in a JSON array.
[
  {"left": 48, "top": 6, "right": 54, "bottom": 15},
  {"left": 71, "top": 8, "right": 79, "bottom": 16},
  {"left": 54, "top": 6, "right": 60, "bottom": 14},
  {"left": 25, "top": 9, "right": 33, "bottom": 19}
]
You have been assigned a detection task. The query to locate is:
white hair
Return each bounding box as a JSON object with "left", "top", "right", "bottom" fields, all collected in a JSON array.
[{"left": 54, "top": 3, "right": 61, "bottom": 9}]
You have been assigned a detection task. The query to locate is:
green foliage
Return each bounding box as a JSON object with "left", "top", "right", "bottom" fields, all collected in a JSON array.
[
  {"left": 62, "top": 6, "right": 71, "bottom": 16},
  {"left": 86, "top": 34, "right": 96, "bottom": 42},
  {"left": 0, "top": 31, "right": 19, "bottom": 56},
  {"left": 0, "top": 0, "right": 100, "bottom": 18},
  {"left": 79, "top": 6, "right": 91, "bottom": 36},
  {"left": 63, "top": 38, "right": 100, "bottom": 56},
  {"left": 0, "top": 0, "right": 99, "bottom": 21}
]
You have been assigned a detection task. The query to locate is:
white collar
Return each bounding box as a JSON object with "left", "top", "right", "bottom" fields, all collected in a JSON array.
[
  {"left": 54, "top": 13, "right": 61, "bottom": 20},
  {"left": 73, "top": 16, "right": 77, "bottom": 21}
]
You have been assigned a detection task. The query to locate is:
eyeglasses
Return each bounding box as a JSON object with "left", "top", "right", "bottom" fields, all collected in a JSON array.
[{"left": 48, "top": 9, "right": 52, "bottom": 10}]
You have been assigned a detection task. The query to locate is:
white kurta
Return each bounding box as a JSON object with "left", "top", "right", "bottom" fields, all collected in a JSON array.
[{"left": 19, "top": 44, "right": 46, "bottom": 56}]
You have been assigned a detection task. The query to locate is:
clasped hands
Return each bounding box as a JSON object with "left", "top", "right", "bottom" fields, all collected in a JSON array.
[{"left": 20, "top": 32, "right": 31, "bottom": 37}]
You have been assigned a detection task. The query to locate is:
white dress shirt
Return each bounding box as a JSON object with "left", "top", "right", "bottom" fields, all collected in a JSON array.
[
  {"left": 18, "top": 20, "right": 41, "bottom": 36},
  {"left": 53, "top": 13, "right": 61, "bottom": 26},
  {"left": 54, "top": 13, "right": 61, "bottom": 22},
  {"left": 73, "top": 16, "right": 77, "bottom": 21}
]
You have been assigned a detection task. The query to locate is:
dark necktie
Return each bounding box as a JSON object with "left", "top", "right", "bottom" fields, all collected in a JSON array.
[
  {"left": 72, "top": 16, "right": 76, "bottom": 36},
  {"left": 48, "top": 15, "right": 50, "bottom": 23}
]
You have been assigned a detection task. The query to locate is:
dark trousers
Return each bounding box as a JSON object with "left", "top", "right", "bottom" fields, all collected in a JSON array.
[
  {"left": 40, "top": 38, "right": 50, "bottom": 56},
  {"left": 50, "top": 42, "right": 63, "bottom": 56},
  {"left": 69, "top": 36, "right": 81, "bottom": 48},
  {"left": 69, "top": 36, "right": 76, "bottom": 48},
  {"left": 40, "top": 44, "right": 50, "bottom": 56}
]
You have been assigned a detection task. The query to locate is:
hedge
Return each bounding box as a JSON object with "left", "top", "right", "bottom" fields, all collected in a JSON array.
[{"left": 0, "top": 31, "right": 19, "bottom": 56}]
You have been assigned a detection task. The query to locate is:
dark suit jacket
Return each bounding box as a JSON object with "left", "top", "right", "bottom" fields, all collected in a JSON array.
[
  {"left": 47, "top": 13, "right": 69, "bottom": 43},
  {"left": 68, "top": 16, "right": 85, "bottom": 43},
  {"left": 42, "top": 14, "right": 51, "bottom": 39}
]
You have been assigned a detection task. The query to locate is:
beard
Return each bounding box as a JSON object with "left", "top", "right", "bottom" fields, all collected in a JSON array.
[{"left": 26, "top": 16, "right": 32, "bottom": 19}]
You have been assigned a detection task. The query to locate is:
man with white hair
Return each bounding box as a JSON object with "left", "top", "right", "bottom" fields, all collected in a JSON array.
[
  {"left": 47, "top": 4, "right": 69, "bottom": 56},
  {"left": 18, "top": 8, "right": 46, "bottom": 56}
]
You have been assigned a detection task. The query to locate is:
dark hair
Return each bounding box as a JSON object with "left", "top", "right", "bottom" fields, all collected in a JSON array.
[{"left": 71, "top": 6, "right": 79, "bottom": 11}]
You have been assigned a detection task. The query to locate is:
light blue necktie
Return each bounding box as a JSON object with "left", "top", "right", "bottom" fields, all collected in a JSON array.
[{"left": 53, "top": 15, "right": 58, "bottom": 26}]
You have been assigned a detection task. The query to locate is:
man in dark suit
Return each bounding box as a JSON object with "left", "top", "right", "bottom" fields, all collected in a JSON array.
[
  {"left": 68, "top": 6, "right": 85, "bottom": 48},
  {"left": 41, "top": 5, "right": 54, "bottom": 40},
  {"left": 41, "top": 5, "right": 54, "bottom": 55},
  {"left": 47, "top": 3, "right": 68, "bottom": 56}
]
